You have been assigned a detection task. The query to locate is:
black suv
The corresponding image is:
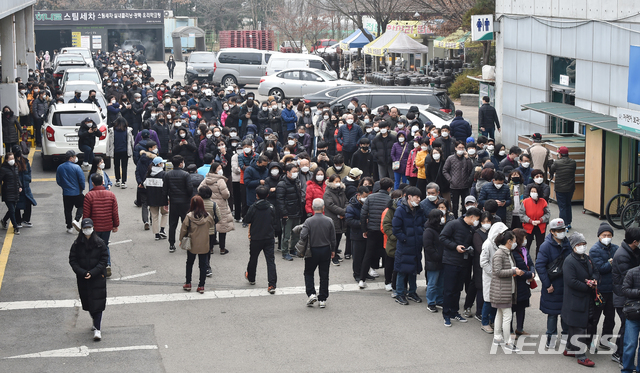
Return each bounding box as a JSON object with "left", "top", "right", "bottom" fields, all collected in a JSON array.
[
  {"left": 184, "top": 52, "right": 216, "bottom": 85},
  {"left": 329, "top": 87, "right": 455, "bottom": 114}
]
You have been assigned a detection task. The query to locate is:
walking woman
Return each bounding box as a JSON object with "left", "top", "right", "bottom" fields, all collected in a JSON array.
[
  {"left": 390, "top": 130, "right": 410, "bottom": 189},
  {"left": 107, "top": 117, "right": 134, "bottom": 188},
  {"left": 2, "top": 106, "right": 22, "bottom": 154},
  {"left": 511, "top": 228, "right": 536, "bottom": 336},
  {"left": 0, "top": 152, "right": 22, "bottom": 235},
  {"left": 305, "top": 168, "right": 326, "bottom": 215},
  {"left": 323, "top": 174, "right": 347, "bottom": 266},
  {"left": 14, "top": 145, "right": 36, "bottom": 228},
  {"left": 199, "top": 162, "right": 235, "bottom": 255},
  {"left": 198, "top": 186, "right": 221, "bottom": 277},
  {"left": 167, "top": 55, "right": 176, "bottom": 79},
  {"left": 144, "top": 157, "right": 169, "bottom": 240},
  {"left": 69, "top": 218, "right": 108, "bottom": 341},
  {"left": 180, "top": 195, "right": 215, "bottom": 293},
  {"left": 88, "top": 156, "right": 113, "bottom": 191},
  {"left": 490, "top": 230, "right": 524, "bottom": 351}
]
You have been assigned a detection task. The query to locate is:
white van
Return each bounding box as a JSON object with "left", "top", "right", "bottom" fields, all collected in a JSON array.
[{"left": 266, "top": 54, "right": 337, "bottom": 78}]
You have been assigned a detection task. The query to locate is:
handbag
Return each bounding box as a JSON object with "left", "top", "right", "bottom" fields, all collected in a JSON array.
[
  {"left": 392, "top": 145, "right": 408, "bottom": 171},
  {"left": 529, "top": 278, "right": 538, "bottom": 289},
  {"left": 180, "top": 217, "right": 192, "bottom": 251},
  {"left": 546, "top": 254, "right": 565, "bottom": 281},
  {"left": 624, "top": 300, "right": 640, "bottom": 320}
]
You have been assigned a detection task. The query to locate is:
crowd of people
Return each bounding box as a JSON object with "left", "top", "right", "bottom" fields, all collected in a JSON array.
[{"left": 5, "top": 48, "right": 640, "bottom": 370}]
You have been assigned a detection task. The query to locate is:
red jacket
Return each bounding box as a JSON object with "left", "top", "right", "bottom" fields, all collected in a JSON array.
[
  {"left": 521, "top": 197, "right": 547, "bottom": 234},
  {"left": 305, "top": 179, "right": 326, "bottom": 214},
  {"left": 83, "top": 186, "right": 120, "bottom": 232}
]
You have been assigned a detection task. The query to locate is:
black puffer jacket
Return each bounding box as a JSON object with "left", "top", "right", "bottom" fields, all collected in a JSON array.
[
  {"left": 342, "top": 177, "right": 359, "bottom": 200},
  {"left": 345, "top": 196, "right": 364, "bottom": 241},
  {"left": 172, "top": 128, "right": 197, "bottom": 166},
  {"left": 440, "top": 217, "right": 474, "bottom": 267},
  {"left": 69, "top": 233, "right": 108, "bottom": 314},
  {"left": 562, "top": 253, "right": 600, "bottom": 328},
  {"left": 613, "top": 241, "right": 640, "bottom": 308},
  {"left": 276, "top": 175, "right": 303, "bottom": 218},
  {"left": 371, "top": 133, "right": 396, "bottom": 166},
  {"left": 189, "top": 173, "right": 204, "bottom": 197},
  {"left": 78, "top": 121, "right": 102, "bottom": 150},
  {"left": 423, "top": 223, "right": 444, "bottom": 271},
  {"left": 162, "top": 169, "right": 193, "bottom": 205},
  {"left": 2, "top": 113, "right": 22, "bottom": 144},
  {"left": 152, "top": 121, "right": 171, "bottom": 154},
  {"left": 0, "top": 163, "right": 21, "bottom": 202},
  {"left": 622, "top": 266, "right": 640, "bottom": 304},
  {"left": 360, "top": 189, "right": 390, "bottom": 232}
]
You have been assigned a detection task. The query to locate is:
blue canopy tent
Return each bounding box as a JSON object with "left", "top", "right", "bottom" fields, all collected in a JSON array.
[{"left": 339, "top": 29, "right": 374, "bottom": 50}]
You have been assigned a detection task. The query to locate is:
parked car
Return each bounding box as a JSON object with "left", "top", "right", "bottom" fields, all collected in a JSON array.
[
  {"left": 122, "top": 39, "right": 142, "bottom": 52},
  {"left": 258, "top": 68, "right": 356, "bottom": 102},
  {"left": 41, "top": 103, "right": 109, "bottom": 171},
  {"left": 61, "top": 68, "right": 103, "bottom": 92},
  {"left": 59, "top": 47, "right": 94, "bottom": 68},
  {"left": 279, "top": 41, "right": 308, "bottom": 54},
  {"left": 52, "top": 54, "right": 88, "bottom": 86},
  {"left": 62, "top": 89, "right": 108, "bottom": 118},
  {"left": 310, "top": 39, "right": 337, "bottom": 53},
  {"left": 329, "top": 87, "right": 456, "bottom": 114},
  {"left": 266, "top": 53, "right": 336, "bottom": 78},
  {"left": 302, "top": 85, "right": 366, "bottom": 106},
  {"left": 184, "top": 52, "right": 216, "bottom": 85},
  {"left": 374, "top": 103, "right": 454, "bottom": 128},
  {"left": 61, "top": 80, "right": 104, "bottom": 96},
  {"left": 213, "top": 48, "right": 274, "bottom": 87}
]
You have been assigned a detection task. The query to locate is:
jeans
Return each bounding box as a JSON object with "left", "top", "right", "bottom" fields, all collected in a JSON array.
[
  {"left": 426, "top": 270, "right": 444, "bottom": 306},
  {"left": 281, "top": 217, "right": 300, "bottom": 256},
  {"left": 555, "top": 189, "right": 574, "bottom": 226},
  {"left": 149, "top": 205, "right": 168, "bottom": 234},
  {"left": 79, "top": 144, "right": 95, "bottom": 164},
  {"left": 246, "top": 238, "right": 277, "bottom": 287},
  {"left": 96, "top": 231, "right": 111, "bottom": 266},
  {"left": 481, "top": 301, "right": 497, "bottom": 326},
  {"left": 442, "top": 264, "right": 469, "bottom": 318},
  {"left": 63, "top": 194, "right": 84, "bottom": 228},
  {"left": 450, "top": 188, "right": 469, "bottom": 218},
  {"left": 361, "top": 230, "right": 384, "bottom": 282},
  {"left": 396, "top": 272, "right": 417, "bottom": 297},
  {"left": 618, "top": 307, "right": 628, "bottom": 356},
  {"left": 393, "top": 171, "right": 408, "bottom": 190},
  {"left": 113, "top": 151, "right": 128, "bottom": 183},
  {"left": 186, "top": 251, "right": 208, "bottom": 287},
  {"left": 351, "top": 240, "right": 366, "bottom": 280},
  {"left": 546, "top": 314, "right": 568, "bottom": 341},
  {"left": 480, "top": 127, "right": 495, "bottom": 140},
  {"left": 304, "top": 246, "right": 331, "bottom": 301},
  {"left": 168, "top": 202, "right": 189, "bottom": 245},
  {"left": 3, "top": 201, "right": 17, "bottom": 229},
  {"left": 623, "top": 318, "right": 640, "bottom": 373},
  {"left": 495, "top": 307, "right": 513, "bottom": 343},
  {"left": 377, "top": 164, "right": 394, "bottom": 179}
]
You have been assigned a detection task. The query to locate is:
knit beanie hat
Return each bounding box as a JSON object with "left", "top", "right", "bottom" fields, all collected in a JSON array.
[{"left": 597, "top": 222, "right": 614, "bottom": 237}]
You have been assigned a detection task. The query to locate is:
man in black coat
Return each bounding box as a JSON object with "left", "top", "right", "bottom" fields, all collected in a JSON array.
[
  {"left": 612, "top": 227, "right": 640, "bottom": 361},
  {"left": 163, "top": 155, "right": 193, "bottom": 252},
  {"left": 449, "top": 110, "right": 471, "bottom": 141},
  {"left": 277, "top": 163, "right": 304, "bottom": 261},
  {"left": 244, "top": 185, "right": 278, "bottom": 293},
  {"left": 350, "top": 138, "right": 374, "bottom": 178},
  {"left": 371, "top": 121, "right": 396, "bottom": 179},
  {"left": 478, "top": 96, "right": 501, "bottom": 140},
  {"left": 78, "top": 117, "right": 102, "bottom": 168}
]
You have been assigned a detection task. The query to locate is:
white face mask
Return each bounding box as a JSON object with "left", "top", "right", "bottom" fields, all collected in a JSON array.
[
  {"left": 575, "top": 245, "right": 586, "bottom": 255},
  {"left": 373, "top": 127, "right": 380, "bottom": 132},
  {"left": 456, "top": 150, "right": 465, "bottom": 156},
  {"left": 111, "top": 100, "right": 116, "bottom": 104},
  {"left": 152, "top": 166, "right": 164, "bottom": 173},
  {"left": 206, "top": 134, "right": 213, "bottom": 139},
  {"left": 482, "top": 223, "right": 491, "bottom": 231},
  {"left": 230, "top": 132, "right": 237, "bottom": 137},
  {"left": 427, "top": 195, "right": 438, "bottom": 202},
  {"left": 360, "top": 196, "right": 367, "bottom": 203},
  {"left": 556, "top": 231, "right": 566, "bottom": 240},
  {"left": 366, "top": 128, "right": 373, "bottom": 133},
  {"left": 148, "top": 97, "right": 154, "bottom": 102},
  {"left": 431, "top": 131, "right": 438, "bottom": 138},
  {"left": 301, "top": 166, "right": 309, "bottom": 173},
  {"left": 83, "top": 227, "right": 94, "bottom": 236},
  {"left": 272, "top": 105, "right": 277, "bottom": 110},
  {"left": 136, "top": 98, "right": 141, "bottom": 102},
  {"left": 288, "top": 140, "right": 295, "bottom": 146},
  {"left": 534, "top": 177, "right": 544, "bottom": 184},
  {"left": 494, "top": 182, "right": 503, "bottom": 189},
  {"left": 167, "top": 115, "right": 172, "bottom": 119},
  {"left": 179, "top": 133, "right": 186, "bottom": 138},
  {"left": 473, "top": 220, "right": 480, "bottom": 227},
  {"left": 364, "top": 118, "right": 370, "bottom": 124},
  {"left": 99, "top": 163, "right": 105, "bottom": 169},
  {"left": 8, "top": 160, "right": 15, "bottom": 166},
  {"left": 468, "top": 149, "right": 476, "bottom": 155},
  {"left": 530, "top": 192, "right": 539, "bottom": 200},
  {"left": 522, "top": 239, "right": 528, "bottom": 247},
  {"left": 499, "top": 150, "right": 506, "bottom": 156},
  {"left": 283, "top": 151, "right": 290, "bottom": 155},
  {"left": 334, "top": 165, "right": 342, "bottom": 171},
  {"left": 397, "top": 124, "right": 404, "bottom": 129},
  {"left": 521, "top": 162, "right": 530, "bottom": 168},
  {"left": 316, "top": 174, "right": 324, "bottom": 182},
  {"left": 398, "top": 137, "right": 405, "bottom": 143},
  {"left": 380, "top": 128, "right": 388, "bottom": 134},
  {"left": 291, "top": 172, "right": 299, "bottom": 179},
  {"left": 217, "top": 169, "right": 224, "bottom": 176},
  {"left": 432, "top": 153, "right": 441, "bottom": 160},
  {"left": 421, "top": 146, "right": 429, "bottom": 151},
  {"left": 271, "top": 169, "right": 279, "bottom": 176},
  {"left": 442, "top": 132, "right": 449, "bottom": 138},
  {"left": 440, "top": 217, "right": 446, "bottom": 225},
  {"left": 243, "top": 148, "right": 251, "bottom": 154},
  {"left": 410, "top": 200, "right": 419, "bottom": 207},
  {"left": 266, "top": 147, "right": 274, "bottom": 152},
  {"left": 487, "top": 145, "right": 495, "bottom": 151},
  {"left": 601, "top": 237, "right": 612, "bottom": 246}
]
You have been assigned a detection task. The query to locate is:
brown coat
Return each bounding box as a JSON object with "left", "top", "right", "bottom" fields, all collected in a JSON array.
[
  {"left": 490, "top": 245, "right": 517, "bottom": 306},
  {"left": 179, "top": 212, "right": 215, "bottom": 255},
  {"left": 202, "top": 198, "right": 221, "bottom": 235},
  {"left": 199, "top": 173, "right": 235, "bottom": 233}
]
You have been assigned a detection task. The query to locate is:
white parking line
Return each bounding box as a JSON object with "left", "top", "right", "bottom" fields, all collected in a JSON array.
[
  {"left": 5, "top": 345, "right": 158, "bottom": 359},
  {"left": 108, "top": 239, "right": 133, "bottom": 246},
  {"left": 111, "top": 270, "right": 157, "bottom": 281},
  {"left": 0, "top": 280, "right": 427, "bottom": 311}
]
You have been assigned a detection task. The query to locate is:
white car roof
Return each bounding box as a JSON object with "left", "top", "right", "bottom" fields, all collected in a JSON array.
[
  {"left": 218, "top": 48, "right": 270, "bottom": 53},
  {"left": 270, "top": 53, "right": 322, "bottom": 60},
  {"left": 64, "top": 68, "right": 99, "bottom": 73},
  {"left": 64, "top": 80, "right": 100, "bottom": 87}
]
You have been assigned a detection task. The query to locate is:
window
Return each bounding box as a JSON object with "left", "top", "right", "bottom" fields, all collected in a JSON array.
[
  {"left": 245, "top": 53, "right": 263, "bottom": 65},
  {"left": 189, "top": 53, "right": 215, "bottom": 63},
  {"left": 406, "top": 94, "right": 438, "bottom": 106},
  {"left": 309, "top": 60, "right": 324, "bottom": 70},
  {"left": 264, "top": 53, "right": 272, "bottom": 63},
  {"left": 551, "top": 56, "right": 576, "bottom": 88},
  {"left": 53, "top": 111, "right": 100, "bottom": 127},
  {"left": 281, "top": 71, "right": 300, "bottom": 80},
  {"left": 301, "top": 71, "right": 320, "bottom": 82},
  {"left": 371, "top": 94, "right": 399, "bottom": 108}
]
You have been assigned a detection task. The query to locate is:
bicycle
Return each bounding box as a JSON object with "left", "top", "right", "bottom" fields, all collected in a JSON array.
[
  {"left": 621, "top": 200, "right": 640, "bottom": 230},
  {"left": 605, "top": 180, "right": 640, "bottom": 229}
]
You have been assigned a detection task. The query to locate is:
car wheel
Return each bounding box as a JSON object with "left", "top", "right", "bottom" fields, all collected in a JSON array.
[
  {"left": 269, "top": 88, "right": 284, "bottom": 102},
  {"left": 222, "top": 75, "right": 237, "bottom": 87},
  {"left": 42, "top": 155, "right": 54, "bottom": 172}
]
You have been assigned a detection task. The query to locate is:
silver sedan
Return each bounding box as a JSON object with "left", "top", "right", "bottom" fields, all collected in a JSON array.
[{"left": 258, "top": 68, "right": 356, "bottom": 101}]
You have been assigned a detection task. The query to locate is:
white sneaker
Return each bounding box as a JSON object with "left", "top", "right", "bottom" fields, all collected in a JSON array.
[
  {"left": 368, "top": 268, "right": 380, "bottom": 278},
  {"left": 358, "top": 280, "right": 367, "bottom": 289},
  {"left": 72, "top": 220, "right": 82, "bottom": 232},
  {"left": 82, "top": 162, "right": 89, "bottom": 167},
  {"left": 115, "top": 181, "right": 121, "bottom": 187},
  {"left": 93, "top": 330, "right": 101, "bottom": 341},
  {"left": 385, "top": 283, "right": 393, "bottom": 291},
  {"left": 319, "top": 301, "right": 326, "bottom": 308},
  {"left": 306, "top": 294, "right": 318, "bottom": 307},
  {"left": 66, "top": 227, "right": 75, "bottom": 234},
  {"left": 560, "top": 335, "right": 568, "bottom": 344}
]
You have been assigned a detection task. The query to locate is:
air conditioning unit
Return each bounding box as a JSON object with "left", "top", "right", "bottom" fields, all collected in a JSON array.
[{"left": 164, "top": 10, "right": 173, "bottom": 18}]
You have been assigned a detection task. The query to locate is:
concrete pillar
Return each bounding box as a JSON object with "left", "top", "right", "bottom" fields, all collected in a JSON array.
[
  {"left": 0, "top": 14, "right": 19, "bottom": 153},
  {"left": 15, "top": 10, "right": 28, "bottom": 81},
  {"left": 24, "top": 6, "right": 36, "bottom": 71}
]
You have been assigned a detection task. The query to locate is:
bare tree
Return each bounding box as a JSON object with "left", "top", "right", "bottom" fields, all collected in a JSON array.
[{"left": 272, "top": 0, "right": 331, "bottom": 49}]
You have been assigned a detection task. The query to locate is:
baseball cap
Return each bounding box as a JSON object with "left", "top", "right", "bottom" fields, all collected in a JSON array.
[
  {"left": 287, "top": 133, "right": 296, "bottom": 139},
  {"left": 464, "top": 195, "right": 477, "bottom": 205},
  {"left": 81, "top": 218, "right": 94, "bottom": 228},
  {"left": 152, "top": 157, "right": 167, "bottom": 166},
  {"left": 349, "top": 168, "right": 363, "bottom": 178},
  {"left": 532, "top": 133, "right": 542, "bottom": 141},
  {"left": 549, "top": 218, "right": 566, "bottom": 231},
  {"left": 140, "top": 129, "right": 150, "bottom": 139},
  {"left": 558, "top": 146, "right": 569, "bottom": 155}
]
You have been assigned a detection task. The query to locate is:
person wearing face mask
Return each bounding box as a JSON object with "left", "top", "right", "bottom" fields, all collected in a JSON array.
[
  {"left": 297, "top": 158, "right": 312, "bottom": 193},
  {"left": 297, "top": 105, "right": 315, "bottom": 137},
  {"left": 549, "top": 146, "right": 577, "bottom": 229},
  {"left": 443, "top": 141, "right": 475, "bottom": 218},
  {"left": 82, "top": 173, "right": 119, "bottom": 278},
  {"left": 136, "top": 141, "right": 160, "bottom": 229},
  {"left": 225, "top": 97, "right": 241, "bottom": 129},
  {"left": 325, "top": 154, "right": 351, "bottom": 180},
  {"left": 56, "top": 150, "right": 86, "bottom": 233},
  {"left": 370, "top": 121, "right": 396, "bottom": 178},
  {"left": 130, "top": 93, "right": 145, "bottom": 136},
  {"left": 517, "top": 153, "right": 533, "bottom": 185},
  {"left": 199, "top": 162, "right": 234, "bottom": 256},
  {"left": 68, "top": 218, "right": 109, "bottom": 341},
  {"left": 511, "top": 228, "right": 537, "bottom": 338},
  {"left": 105, "top": 95, "right": 122, "bottom": 126},
  {"left": 466, "top": 142, "right": 479, "bottom": 165},
  {"left": 404, "top": 136, "right": 420, "bottom": 186},
  {"left": 0, "top": 152, "right": 22, "bottom": 235},
  {"left": 144, "top": 157, "right": 169, "bottom": 241},
  {"left": 276, "top": 162, "right": 305, "bottom": 261},
  {"left": 390, "top": 130, "right": 410, "bottom": 190},
  {"left": 560, "top": 232, "right": 599, "bottom": 367},
  {"left": 449, "top": 110, "right": 472, "bottom": 141},
  {"left": 166, "top": 55, "right": 176, "bottom": 79},
  {"left": 347, "top": 186, "right": 372, "bottom": 283},
  {"left": 305, "top": 167, "right": 327, "bottom": 216},
  {"left": 491, "top": 143, "right": 507, "bottom": 167},
  {"left": 107, "top": 118, "right": 134, "bottom": 189},
  {"left": 469, "top": 212, "right": 493, "bottom": 321},
  {"left": 419, "top": 183, "right": 442, "bottom": 216},
  {"left": 172, "top": 128, "right": 197, "bottom": 167},
  {"left": 257, "top": 102, "right": 270, "bottom": 135},
  {"left": 413, "top": 138, "right": 430, "bottom": 196},
  {"left": 518, "top": 184, "right": 550, "bottom": 262},
  {"left": 296, "top": 125, "right": 313, "bottom": 155},
  {"left": 88, "top": 156, "right": 113, "bottom": 191},
  {"left": 490, "top": 230, "right": 525, "bottom": 352},
  {"left": 498, "top": 146, "right": 522, "bottom": 172},
  {"left": 78, "top": 118, "right": 103, "bottom": 168},
  {"left": 2, "top": 106, "right": 22, "bottom": 154},
  {"left": 478, "top": 171, "right": 511, "bottom": 222},
  {"left": 438, "top": 125, "right": 455, "bottom": 159},
  {"left": 323, "top": 174, "right": 348, "bottom": 266},
  {"left": 424, "top": 208, "right": 447, "bottom": 311},
  {"left": 336, "top": 114, "right": 364, "bottom": 167},
  {"left": 535, "top": 218, "right": 572, "bottom": 348},
  {"left": 506, "top": 169, "right": 525, "bottom": 229},
  {"left": 524, "top": 169, "right": 550, "bottom": 202},
  {"left": 280, "top": 99, "right": 298, "bottom": 135}
]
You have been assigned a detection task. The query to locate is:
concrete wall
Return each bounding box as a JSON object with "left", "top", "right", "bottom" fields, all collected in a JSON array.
[{"left": 495, "top": 0, "right": 640, "bottom": 146}]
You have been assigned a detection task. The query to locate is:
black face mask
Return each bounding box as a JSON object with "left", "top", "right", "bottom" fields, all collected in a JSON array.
[
  {"left": 361, "top": 147, "right": 369, "bottom": 152},
  {"left": 511, "top": 177, "right": 521, "bottom": 184},
  {"left": 90, "top": 96, "right": 96, "bottom": 100}
]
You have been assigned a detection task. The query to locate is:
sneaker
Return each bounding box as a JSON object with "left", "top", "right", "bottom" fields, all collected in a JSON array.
[
  {"left": 0, "top": 220, "right": 6, "bottom": 230},
  {"left": 406, "top": 293, "right": 422, "bottom": 303},
  {"left": 436, "top": 303, "right": 444, "bottom": 308},
  {"left": 560, "top": 334, "right": 568, "bottom": 344},
  {"left": 235, "top": 219, "right": 242, "bottom": 223},
  {"left": 93, "top": 330, "right": 101, "bottom": 341},
  {"left": 242, "top": 223, "right": 248, "bottom": 228},
  {"left": 121, "top": 183, "right": 127, "bottom": 189},
  {"left": 21, "top": 221, "right": 33, "bottom": 228},
  {"left": 344, "top": 254, "right": 351, "bottom": 259},
  {"left": 481, "top": 325, "right": 494, "bottom": 334},
  {"left": 306, "top": 294, "right": 318, "bottom": 307},
  {"left": 474, "top": 315, "right": 482, "bottom": 322},
  {"left": 368, "top": 268, "right": 380, "bottom": 278},
  {"left": 72, "top": 219, "right": 82, "bottom": 232},
  {"left": 183, "top": 283, "right": 191, "bottom": 291},
  {"left": 206, "top": 269, "right": 212, "bottom": 277},
  {"left": 115, "top": 181, "right": 121, "bottom": 187},
  {"left": 332, "top": 257, "right": 340, "bottom": 266},
  {"left": 196, "top": 286, "right": 204, "bottom": 294},
  {"left": 245, "top": 271, "right": 255, "bottom": 285},
  {"left": 563, "top": 350, "right": 575, "bottom": 357},
  {"left": 358, "top": 280, "right": 367, "bottom": 289},
  {"left": 444, "top": 317, "right": 452, "bottom": 327},
  {"left": 16, "top": 224, "right": 22, "bottom": 229},
  {"left": 106, "top": 266, "right": 111, "bottom": 278},
  {"left": 384, "top": 283, "right": 393, "bottom": 292},
  {"left": 158, "top": 231, "right": 167, "bottom": 239},
  {"left": 365, "top": 274, "right": 376, "bottom": 280},
  {"left": 336, "top": 253, "right": 343, "bottom": 262},
  {"left": 515, "top": 330, "right": 530, "bottom": 336},
  {"left": 463, "top": 308, "right": 472, "bottom": 318},
  {"left": 144, "top": 222, "right": 150, "bottom": 230},
  {"left": 268, "top": 286, "right": 276, "bottom": 294},
  {"left": 611, "top": 352, "right": 621, "bottom": 364},
  {"left": 67, "top": 227, "right": 75, "bottom": 234},
  {"left": 319, "top": 301, "right": 326, "bottom": 308},
  {"left": 395, "top": 295, "right": 409, "bottom": 305},
  {"left": 454, "top": 314, "right": 468, "bottom": 323},
  {"left": 220, "top": 248, "right": 229, "bottom": 255},
  {"left": 169, "top": 245, "right": 176, "bottom": 253},
  {"left": 577, "top": 357, "right": 595, "bottom": 367},
  {"left": 282, "top": 253, "right": 293, "bottom": 261},
  {"left": 13, "top": 228, "right": 19, "bottom": 235},
  {"left": 155, "top": 233, "right": 161, "bottom": 240},
  {"left": 503, "top": 343, "right": 520, "bottom": 352},
  {"left": 82, "top": 162, "right": 89, "bottom": 167},
  {"left": 290, "top": 250, "right": 299, "bottom": 257},
  {"left": 493, "top": 337, "right": 505, "bottom": 346},
  {"left": 391, "top": 291, "right": 397, "bottom": 298},
  {"left": 427, "top": 304, "right": 438, "bottom": 313}
]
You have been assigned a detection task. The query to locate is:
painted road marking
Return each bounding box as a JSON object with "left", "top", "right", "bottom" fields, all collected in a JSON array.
[
  {"left": 109, "top": 239, "right": 133, "bottom": 246},
  {"left": 32, "top": 178, "right": 56, "bottom": 182},
  {"left": 0, "top": 280, "right": 427, "bottom": 311},
  {"left": 5, "top": 345, "right": 158, "bottom": 359},
  {"left": 111, "top": 270, "right": 157, "bottom": 281}
]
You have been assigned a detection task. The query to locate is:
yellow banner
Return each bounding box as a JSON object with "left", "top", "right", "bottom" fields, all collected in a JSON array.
[{"left": 72, "top": 31, "right": 81, "bottom": 47}]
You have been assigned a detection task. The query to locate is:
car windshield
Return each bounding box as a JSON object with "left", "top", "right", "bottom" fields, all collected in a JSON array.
[
  {"left": 65, "top": 73, "right": 100, "bottom": 83},
  {"left": 63, "top": 93, "right": 107, "bottom": 108},
  {"left": 57, "top": 55, "right": 85, "bottom": 64},
  {"left": 190, "top": 54, "right": 215, "bottom": 63},
  {"left": 314, "top": 70, "right": 337, "bottom": 81},
  {"left": 64, "top": 83, "right": 98, "bottom": 92},
  {"left": 52, "top": 111, "right": 101, "bottom": 127},
  {"left": 64, "top": 49, "right": 91, "bottom": 59}
]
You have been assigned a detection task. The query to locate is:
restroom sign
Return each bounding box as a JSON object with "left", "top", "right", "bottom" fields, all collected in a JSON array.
[{"left": 472, "top": 15, "right": 494, "bottom": 41}]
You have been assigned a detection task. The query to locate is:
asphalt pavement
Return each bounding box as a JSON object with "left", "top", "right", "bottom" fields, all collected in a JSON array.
[{"left": 0, "top": 61, "right": 624, "bottom": 372}]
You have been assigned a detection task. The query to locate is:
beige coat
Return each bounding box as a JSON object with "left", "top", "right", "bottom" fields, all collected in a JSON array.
[
  {"left": 490, "top": 245, "right": 517, "bottom": 306},
  {"left": 179, "top": 212, "right": 214, "bottom": 255},
  {"left": 202, "top": 198, "right": 221, "bottom": 235},
  {"left": 199, "top": 173, "right": 235, "bottom": 233}
]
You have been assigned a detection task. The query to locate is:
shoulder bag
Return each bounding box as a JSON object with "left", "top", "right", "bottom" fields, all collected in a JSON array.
[
  {"left": 392, "top": 145, "right": 407, "bottom": 171},
  {"left": 180, "top": 216, "right": 192, "bottom": 251},
  {"left": 546, "top": 253, "right": 565, "bottom": 281},
  {"left": 624, "top": 300, "right": 640, "bottom": 320}
]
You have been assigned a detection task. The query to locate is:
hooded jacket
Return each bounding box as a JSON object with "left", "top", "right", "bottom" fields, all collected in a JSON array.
[
  {"left": 323, "top": 181, "right": 347, "bottom": 234},
  {"left": 143, "top": 167, "right": 168, "bottom": 207},
  {"left": 392, "top": 198, "right": 425, "bottom": 275},
  {"left": 346, "top": 195, "right": 365, "bottom": 242},
  {"left": 423, "top": 219, "right": 444, "bottom": 271},
  {"left": 2, "top": 111, "right": 22, "bottom": 144},
  {"left": 244, "top": 161, "right": 269, "bottom": 207},
  {"left": 199, "top": 173, "right": 235, "bottom": 233},
  {"left": 535, "top": 233, "right": 572, "bottom": 315},
  {"left": 172, "top": 128, "right": 197, "bottom": 166},
  {"left": 479, "top": 223, "right": 509, "bottom": 302},
  {"left": 0, "top": 162, "right": 21, "bottom": 202},
  {"left": 305, "top": 178, "right": 326, "bottom": 215},
  {"left": 244, "top": 198, "right": 278, "bottom": 240},
  {"left": 179, "top": 212, "right": 215, "bottom": 255}
]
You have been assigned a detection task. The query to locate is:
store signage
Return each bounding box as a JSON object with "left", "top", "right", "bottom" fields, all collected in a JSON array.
[
  {"left": 629, "top": 46, "right": 640, "bottom": 105},
  {"left": 617, "top": 107, "right": 640, "bottom": 133},
  {"left": 471, "top": 15, "right": 494, "bottom": 41},
  {"left": 34, "top": 10, "right": 163, "bottom": 25}
]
